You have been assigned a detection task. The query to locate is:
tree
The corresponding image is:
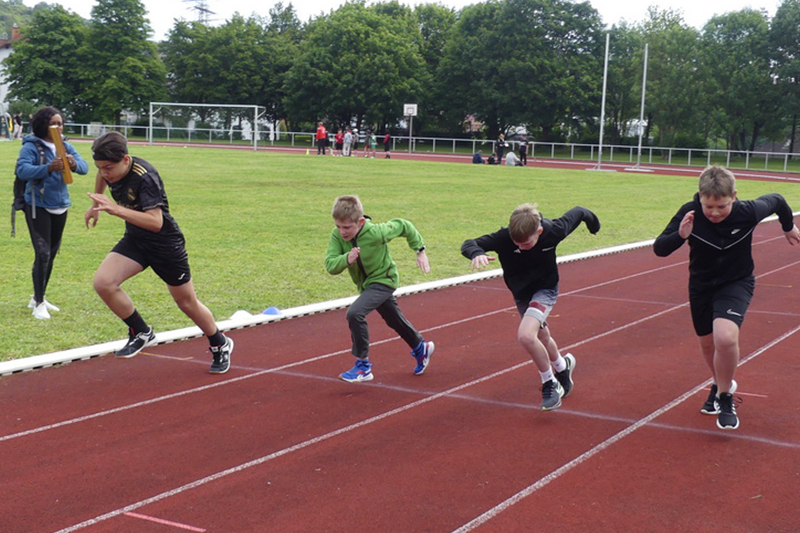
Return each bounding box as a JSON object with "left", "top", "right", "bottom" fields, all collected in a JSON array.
[
  {"left": 435, "top": 0, "right": 604, "bottom": 141},
  {"left": 640, "top": 8, "right": 707, "bottom": 148},
  {"left": 413, "top": 3, "right": 456, "bottom": 134},
  {"left": 2, "top": 5, "right": 88, "bottom": 117},
  {"left": 700, "top": 9, "right": 777, "bottom": 152},
  {"left": 261, "top": 4, "right": 303, "bottom": 126},
  {"left": 79, "top": 0, "right": 165, "bottom": 123},
  {"left": 770, "top": 0, "right": 800, "bottom": 156},
  {"left": 282, "top": 2, "right": 426, "bottom": 131}
]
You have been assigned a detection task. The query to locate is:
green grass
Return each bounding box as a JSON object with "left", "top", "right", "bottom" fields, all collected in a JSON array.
[{"left": 3, "top": 140, "right": 800, "bottom": 361}]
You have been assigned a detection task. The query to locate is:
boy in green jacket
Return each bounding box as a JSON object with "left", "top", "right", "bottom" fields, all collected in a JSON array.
[{"left": 325, "top": 195, "right": 434, "bottom": 382}]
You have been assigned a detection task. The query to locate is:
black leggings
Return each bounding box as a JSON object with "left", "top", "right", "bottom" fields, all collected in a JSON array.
[{"left": 24, "top": 205, "right": 68, "bottom": 303}]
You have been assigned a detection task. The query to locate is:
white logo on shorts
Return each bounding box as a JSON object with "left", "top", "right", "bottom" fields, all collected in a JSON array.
[{"left": 726, "top": 309, "right": 742, "bottom": 317}]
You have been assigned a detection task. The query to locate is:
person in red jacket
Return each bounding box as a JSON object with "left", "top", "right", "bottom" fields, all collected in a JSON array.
[{"left": 315, "top": 122, "right": 327, "bottom": 155}]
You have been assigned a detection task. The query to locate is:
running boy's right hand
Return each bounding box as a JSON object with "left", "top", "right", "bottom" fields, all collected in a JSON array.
[
  {"left": 679, "top": 210, "right": 694, "bottom": 239},
  {"left": 470, "top": 254, "right": 495, "bottom": 271},
  {"left": 347, "top": 247, "right": 361, "bottom": 265}
]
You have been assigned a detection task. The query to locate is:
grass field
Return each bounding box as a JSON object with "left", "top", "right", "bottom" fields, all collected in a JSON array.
[{"left": 3, "top": 140, "right": 800, "bottom": 361}]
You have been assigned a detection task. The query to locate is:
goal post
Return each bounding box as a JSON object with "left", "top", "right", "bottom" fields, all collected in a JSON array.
[{"left": 148, "top": 102, "right": 268, "bottom": 151}]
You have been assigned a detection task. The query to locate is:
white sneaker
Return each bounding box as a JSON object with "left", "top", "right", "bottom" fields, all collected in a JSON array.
[
  {"left": 32, "top": 302, "right": 51, "bottom": 320},
  {"left": 28, "top": 297, "right": 60, "bottom": 312}
]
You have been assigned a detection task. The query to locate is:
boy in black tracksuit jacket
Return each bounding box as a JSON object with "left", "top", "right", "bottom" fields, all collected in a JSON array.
[
  {"left": 654, "top": 165, "right": 800, "bottom": 430},
  {"left": 462, "top": 204, "right": 600, "bottom": 411}
]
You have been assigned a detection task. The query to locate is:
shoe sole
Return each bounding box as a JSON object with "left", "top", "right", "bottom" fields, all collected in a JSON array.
[
  {"left": 209, "top": 338, "right": 234, "bottom": 374},
  {"left": 414, "top": 342, "right": 435, "bottom": 375},
  {"left": 339, "top": 373, "right": 374, "bottom": 383},
  {"left": 717, "top": 418, "right": 740, "bottom": 430},
  {"left": 560, "top": 353, "right": 576, "bottom": 398},
  {"left": 542, "top": 398, "right": 562, "bottom": 411},
  {"left": 115, "top": 333, "right": 156, "bottom": 359}
]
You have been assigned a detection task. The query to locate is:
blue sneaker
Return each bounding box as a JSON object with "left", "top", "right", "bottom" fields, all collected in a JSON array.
[
  {"left": 339, "top": 359, "right": 373, "bottom": 383},
  {"left": 411, "top": 341, "right": 434, "bottom": 375}
]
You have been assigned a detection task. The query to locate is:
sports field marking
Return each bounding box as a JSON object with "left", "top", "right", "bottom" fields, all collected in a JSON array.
[
  {"left": 449, "top": 322, "right": 800, "bottom": 533},
  {"left": 0, "top": 307, "right": 510, "bottom": 444},
  {"left": 143, "top": 352, "right": 194, "bottom": 361},
  {"left": 50, "top": 295, "right": 800, "bottom": 532},
  {"left": 266, "top": 368, "right": 799, "bottom": 449},
  {"left": 123, "top": 512, "right": 205, "bottom": 532},
  {"left": 48, "top": 290, "right": 696, "bottom": 532}
]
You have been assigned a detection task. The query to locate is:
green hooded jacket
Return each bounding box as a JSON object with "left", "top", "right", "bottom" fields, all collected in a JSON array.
[{"left": 325, "top": 217, "right": 424, "bottom": 293}]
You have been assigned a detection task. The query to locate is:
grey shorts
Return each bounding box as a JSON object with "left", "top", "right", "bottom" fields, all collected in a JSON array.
[{"left": 516, "top": 288, "right": 559, "bottom": 323}]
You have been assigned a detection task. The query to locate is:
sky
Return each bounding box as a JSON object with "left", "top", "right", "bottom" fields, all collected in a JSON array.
[{"left": 22, "top": 0, "right": 784, "bottom": 41}]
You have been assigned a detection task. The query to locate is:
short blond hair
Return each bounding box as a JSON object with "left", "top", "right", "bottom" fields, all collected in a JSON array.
[
  {"left": 699, "top": 166, "right": 736, "bottom": 198},
  {"left": 509, "top": 203, "right": 541, "bottom": 242},
  {"left": 332, "top": 195, "right": 364, "bottom": 222}
]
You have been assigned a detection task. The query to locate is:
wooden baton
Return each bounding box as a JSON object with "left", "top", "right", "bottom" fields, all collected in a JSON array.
[{"left": 49, "top": 125, "right": 73, "bottom": 184}]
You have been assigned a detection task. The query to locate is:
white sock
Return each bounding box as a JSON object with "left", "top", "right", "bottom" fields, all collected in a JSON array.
[
  {"left": 552, "top": 355, "right": 566, "bottom": 373},
  {"left": 540, "top": 370, "right": 555, "bottom": 383}
]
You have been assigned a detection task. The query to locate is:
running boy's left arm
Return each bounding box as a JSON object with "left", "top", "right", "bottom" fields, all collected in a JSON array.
[
  {"left": 757, "top": 193, "right": 800, "bottom": 245},
  {"left": 551, "top": 206, "right": 601, "bottom": 239},
  {"left": 382, "top": 218, "right": 429, "bottom": 273}
]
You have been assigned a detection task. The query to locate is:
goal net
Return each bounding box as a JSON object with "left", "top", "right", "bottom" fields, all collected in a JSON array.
[{"left": 148, "top": 102, "right": 273, "bottom": 151}]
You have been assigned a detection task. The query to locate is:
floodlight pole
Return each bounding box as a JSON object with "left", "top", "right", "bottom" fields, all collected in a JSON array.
[
  {"left": 596, "top": 33, "right": 610, "bottom": 170},
  {"left": 636, "top": 44, "right": 648, "bottom": 166},
  {"left": 625, "top": 44, "right": 653, "bottom": 173}
]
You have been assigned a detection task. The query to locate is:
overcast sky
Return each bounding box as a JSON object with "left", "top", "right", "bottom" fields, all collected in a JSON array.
[{"left": 23, "top": 0, "right": 783, "bottom": 41}]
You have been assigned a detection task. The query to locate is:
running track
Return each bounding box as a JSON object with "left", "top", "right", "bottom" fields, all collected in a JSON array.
[{"left": 2, "top": 222, "right": 799, "bottom": 532}]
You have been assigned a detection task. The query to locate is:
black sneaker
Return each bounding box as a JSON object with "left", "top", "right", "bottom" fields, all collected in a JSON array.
[
  {"left": 700, "top": 384, "right": 719, "bottom": 415},
  {"left": 716, "top": 392, "right": 739, "bottom": 430},
  {"left": 116, "top": 327, "right": 156, "bottom": 358},
  {"left": 209, "top": 336, "right": 234, "bottom": 374},
  {"left": 555, "top": 353, "right": 576, "bottom": 398},
  {"left": 701, "top": 380, "right": 737, "bottom": 415},
  {"left": 541, "top": 379, "right": 564, "bottom": 411}
]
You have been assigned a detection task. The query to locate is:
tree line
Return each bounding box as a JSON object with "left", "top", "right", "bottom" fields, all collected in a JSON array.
[{"left": 3, "top": 0, "right": 800, "bottom": 153}]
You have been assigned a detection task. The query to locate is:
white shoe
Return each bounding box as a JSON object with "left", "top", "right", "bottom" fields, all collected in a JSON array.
[
  {"left": 28, "top": 297, "right": 59, "bottom": 312},
  {"left": 32, "top": 302, "right": 51, "bottom": 320}
]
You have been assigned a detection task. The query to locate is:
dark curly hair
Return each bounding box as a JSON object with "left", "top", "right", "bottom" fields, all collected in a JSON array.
[{"left": 30, "top": 106, "right": 63, "bottom": 140}]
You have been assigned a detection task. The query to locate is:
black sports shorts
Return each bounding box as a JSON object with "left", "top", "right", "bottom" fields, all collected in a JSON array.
[
  {"left": 689, "top": 276, "right": 755, "bottom": 336},
  {"left": 111, "top": 232, "right": 192, "bottom": 287}
]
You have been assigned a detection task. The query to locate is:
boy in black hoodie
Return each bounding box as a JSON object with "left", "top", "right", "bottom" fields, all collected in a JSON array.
[{"left": 654, "top": 166, "right": 799, "bottom": 430}]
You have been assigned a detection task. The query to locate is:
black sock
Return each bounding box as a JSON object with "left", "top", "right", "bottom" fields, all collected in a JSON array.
[
  {"left": 208, "top": 330, "right": 226, "bottom": 347},
  {"left": 123, "top": 310, "right": 149, "bottom": 334}
]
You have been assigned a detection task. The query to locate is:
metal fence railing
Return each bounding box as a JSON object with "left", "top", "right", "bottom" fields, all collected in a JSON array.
[{"left": 60, "top": 122, "right": 800, "bottom": 174}]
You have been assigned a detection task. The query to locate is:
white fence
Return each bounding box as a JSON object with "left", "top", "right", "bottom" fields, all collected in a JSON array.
[{"left": 61, "top": 122, "right": 800, "bottom": 173}]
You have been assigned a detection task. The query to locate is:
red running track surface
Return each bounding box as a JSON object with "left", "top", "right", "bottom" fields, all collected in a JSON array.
[{"left": 1, "top": 222, "right": 799, "bottom": 532}]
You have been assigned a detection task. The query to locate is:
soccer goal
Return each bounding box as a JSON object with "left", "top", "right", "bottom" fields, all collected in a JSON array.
[{"left": 148, "top": 102, "right": 270, "bottom": 151}]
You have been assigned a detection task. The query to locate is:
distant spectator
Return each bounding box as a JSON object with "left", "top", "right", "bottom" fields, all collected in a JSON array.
[
  {"left": 487, "top": 153, "right": 496, "bottom": 165},
  {"left": 316, "top": 122, "right": 327, "bottom": 155},
  {"left": 506, "top": 151, "right": 522, "bottom": 166},
  {"left": 13, "top": 113, "right": 23, "bottom": 140},
  {"left": 519, "top": 134, "right": 528, "bottom": 166},
  {"left": 335, "top": 129, "right": 344, "bottom": 156},
  {"left": 384, "top": 131, "right": 392, "bottom": 159},
  {"left": 472, "top": 151, "right": 486, "bottom": 164},
  {"left": 343, "top": 129, "right": 353, "bottom": 157},
  {"left": 496, "top": 133, "right": 507, "bottom": 162}
]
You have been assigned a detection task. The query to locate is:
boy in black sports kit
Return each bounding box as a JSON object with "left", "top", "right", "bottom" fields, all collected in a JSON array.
[
  {"left": 462, "top": 203, "right": 600, "bottom": 411},
  {"left": 85, "top": 131, "right": 233, "bottom": 373},
  {"left": 654, "top": 166, "right": 799, "bottom": 430}
]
